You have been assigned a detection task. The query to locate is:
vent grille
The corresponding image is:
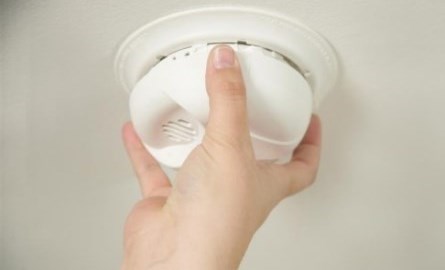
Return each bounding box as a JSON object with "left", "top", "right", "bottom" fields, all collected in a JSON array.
[{"left": 162, "top": 119, "right": 197, "bottom": 143}]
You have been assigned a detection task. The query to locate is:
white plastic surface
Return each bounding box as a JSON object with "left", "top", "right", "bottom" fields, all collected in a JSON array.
[
  {"left": 115, "top": 6, "right": 338, "bottom": 109},
  {"left": 130, "top": 44, "right": 313, "bottom": 168},
  {"left": 116, "top": 6, "right": 339, "bottom": 168}
]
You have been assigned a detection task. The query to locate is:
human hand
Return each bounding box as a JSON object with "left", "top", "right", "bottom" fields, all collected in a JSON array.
[{"left": 121, "top": 45, "right": 322, "bottom": 270}]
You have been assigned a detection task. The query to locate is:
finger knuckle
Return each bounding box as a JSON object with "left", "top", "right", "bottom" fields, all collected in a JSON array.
[
  {"left": 304, "top": 173, "right": 318, "bottom": 187},
  {"left": 204, "top": 130, "right": 252, "bottom": 153},
  {"left": 288, "top": 172, "right": 318, "bottom": 196},
  {"left": 216, "top": 79, "right": 246, "bottom": 98}
]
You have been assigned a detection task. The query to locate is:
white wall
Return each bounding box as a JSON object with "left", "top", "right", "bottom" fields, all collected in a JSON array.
[
  {"left": 1, "top": 0, "right": 445, "bottom": 269},
  {"left": 0, "top": 2, "right": 5, "bottom": 266}
]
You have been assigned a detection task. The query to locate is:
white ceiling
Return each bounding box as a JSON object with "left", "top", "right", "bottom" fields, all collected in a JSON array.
[{"left": 1, "top": 0, "right": 445, "bottom": 269}]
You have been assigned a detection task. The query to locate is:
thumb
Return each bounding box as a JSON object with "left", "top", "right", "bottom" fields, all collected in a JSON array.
[{"left": 205, "top": 45, "right": 250, "bottom": 143}]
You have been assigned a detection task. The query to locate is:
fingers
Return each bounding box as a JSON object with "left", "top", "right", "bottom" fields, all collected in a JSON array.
[
  {"left": 271, "top": 115, "right": 322, "bottom": 196},
  {"left": 205, "top": 45, "right": 250, "bottom": 143},
  {"left": 292, "top": 114, "right": 322, "bottom": 164},
  {"left": 122, "top": 122, "right": 171, "bottom": 198}
]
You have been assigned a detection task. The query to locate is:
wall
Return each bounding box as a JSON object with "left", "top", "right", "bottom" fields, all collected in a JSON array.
[
  {"left": 0, "top": 2, "right": 5, "bottom": 266},
  {"left": 1, "top": 0, "right": 445, "bottom": 269}
]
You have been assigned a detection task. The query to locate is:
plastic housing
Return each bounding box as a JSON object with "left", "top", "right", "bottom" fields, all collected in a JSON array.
[
  {"left": 114, "top": 7, "right": 339, "bottom": 168},
  {"left": 130, "top": 44, "right": 312, "bottom": 168}
]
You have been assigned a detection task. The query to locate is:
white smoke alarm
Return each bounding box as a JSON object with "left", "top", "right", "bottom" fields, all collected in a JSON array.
[{"left": 114, "top": 7, "right": 339, "bottom": 168}]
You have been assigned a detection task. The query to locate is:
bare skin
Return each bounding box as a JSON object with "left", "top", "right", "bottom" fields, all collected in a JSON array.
[{"left": 121, "top": 45, "right": 322, "bottom": 270}]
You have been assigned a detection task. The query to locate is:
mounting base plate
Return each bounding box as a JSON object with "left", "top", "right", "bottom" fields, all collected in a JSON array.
[{"left": 114, "top": 6, "right": 339, "bottom": 109}]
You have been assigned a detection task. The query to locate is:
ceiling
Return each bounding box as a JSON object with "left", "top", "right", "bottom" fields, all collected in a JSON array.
[{"left": 1, "top": 0, "right": 445, "bottom": 269}]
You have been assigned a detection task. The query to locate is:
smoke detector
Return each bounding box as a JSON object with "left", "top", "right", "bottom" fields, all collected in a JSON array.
[{"left": 115, "top": 7, "right": 339, "bottom": 168}]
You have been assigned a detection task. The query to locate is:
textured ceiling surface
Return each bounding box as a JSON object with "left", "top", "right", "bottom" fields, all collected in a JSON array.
[{"left": 1, "top": 0, "right": 445, "bottom": 269}]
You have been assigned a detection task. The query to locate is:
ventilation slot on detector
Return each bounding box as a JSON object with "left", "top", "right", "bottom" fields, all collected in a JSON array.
[{"left": 162, "top": 119, "right": 197, "bottom": 143}]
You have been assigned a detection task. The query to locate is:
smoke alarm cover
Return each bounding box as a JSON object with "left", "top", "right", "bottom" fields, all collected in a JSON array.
[
  {"left": 115, "top": 7, "right": 339, "bottom": 168},
  {"left": 130, "top": 44, "right": 312, "bottom": 168}
]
